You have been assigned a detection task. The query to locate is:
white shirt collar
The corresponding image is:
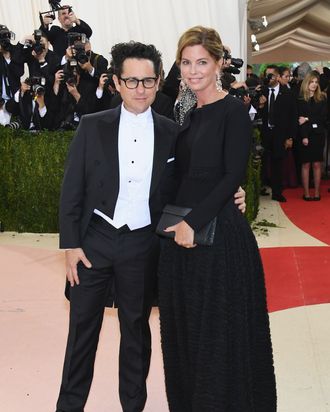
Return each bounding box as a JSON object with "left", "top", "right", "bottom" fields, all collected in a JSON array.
[{"left": 121, "top": 103, "right": 152, "bottom": 126}]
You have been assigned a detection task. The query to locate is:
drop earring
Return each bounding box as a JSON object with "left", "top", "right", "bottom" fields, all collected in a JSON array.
[{"left": 216, "top": 73, "right": 222, "bottom": 92}]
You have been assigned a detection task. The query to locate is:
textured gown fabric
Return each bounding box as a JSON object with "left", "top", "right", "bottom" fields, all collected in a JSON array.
[{"left": 158, "top": 96, "right": 277, "bottom": 412}]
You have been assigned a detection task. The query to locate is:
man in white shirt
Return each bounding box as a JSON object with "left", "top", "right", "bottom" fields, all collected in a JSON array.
[{"left": 56, "top": 41, "right": 246, "bottom": 412}]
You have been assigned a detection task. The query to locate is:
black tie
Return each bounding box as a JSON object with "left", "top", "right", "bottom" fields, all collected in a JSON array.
[{"left": 268, "top": 88, "right": 275, "bottom": 127}]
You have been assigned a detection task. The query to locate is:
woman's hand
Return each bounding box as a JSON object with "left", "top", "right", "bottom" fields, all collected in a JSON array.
[
  {"left": 164, "top": 220, "right": 197, "bottom": 248},
  {"left": 302, "top": 137, "right": 309, "bottom": 146},
  {"left": 234, "top": 186, "right": 246, "bottom": 213}
]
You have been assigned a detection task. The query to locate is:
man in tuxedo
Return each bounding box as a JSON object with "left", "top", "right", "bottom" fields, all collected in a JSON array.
[
  {"left": 56, "top": 41, "right": 179, "bottom": 412},
  {"left": 259, "top": 65, "right": 297, "bottom": 202},
  {"left": 56, "top": 41, "right": 246, "bottom": 412}
]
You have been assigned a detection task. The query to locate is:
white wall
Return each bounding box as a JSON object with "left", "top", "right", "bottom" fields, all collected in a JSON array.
[{"left": 0, "top": 0, "right": 247, "bottom": 76}]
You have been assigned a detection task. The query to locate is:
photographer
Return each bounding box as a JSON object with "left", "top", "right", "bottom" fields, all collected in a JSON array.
[
  {"left": 6, "top": 77, "right": 54, "bottom": 130},
  {"left": 0, "top": 24, "right": 24, "bottom": 115},
  {"left": 62, "top": 37, "right": 108, "bottom": 86},
  {"left": 40, "top": 5, "right": 92, "bottom": 59},
  {"left": 51, "top": 60, "right": 97, "bottom": 130},
  {"left": 19, "top": 30, "right": 61, "bottom": 86},
  {"left": 94, "top": 69, "right": 117, "bottom": 112}
]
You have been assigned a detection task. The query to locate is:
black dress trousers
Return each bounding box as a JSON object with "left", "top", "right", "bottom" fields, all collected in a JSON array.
[{"left": 56, "top": 214, "right": 159, "bottom": 412}]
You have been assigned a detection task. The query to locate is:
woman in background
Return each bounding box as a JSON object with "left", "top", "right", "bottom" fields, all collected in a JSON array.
[
  {"left": 279, "top": 66, "right": 291, "bottom": 88},
  {"left": 158, "top": 26, "right": 276, "bottom": 412},
  {"left": 298, "top": 72, "right": 327, "bottom": 200}
]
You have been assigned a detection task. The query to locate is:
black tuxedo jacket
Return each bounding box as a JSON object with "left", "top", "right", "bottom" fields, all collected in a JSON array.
[
  {"left": 59, "top": 105, "right": 179, "bottom": 249},
  {"left": 260, "top": 85, "right": 297, "bottom": 158}
]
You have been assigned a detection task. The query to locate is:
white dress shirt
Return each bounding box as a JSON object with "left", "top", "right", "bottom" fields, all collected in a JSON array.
[{"left": 94, "top": 103, "right": 154, "bottom": 230}]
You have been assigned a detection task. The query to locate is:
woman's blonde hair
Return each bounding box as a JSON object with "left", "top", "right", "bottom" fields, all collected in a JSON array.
[
  {"left": 176, "top": 26, "right": 223, "bottom": 66},
  {"left": 300, "top": 72, "right": 325, "bottom": 102}
]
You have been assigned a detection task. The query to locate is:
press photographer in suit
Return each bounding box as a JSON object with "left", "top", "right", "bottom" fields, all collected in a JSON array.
[
  {"left": 0, "top": 25, "right": 24, "bottom": 121},
  {"left": 259, "top": 65, "right": 297, "bottom": 202},
  {"left": 40, "top": 5, "right": 92, "bottom": 59},
  {"left": 6, "top": 76, "right": 54, "bottom": 130},
  {"left": 18, "top": 30, "right": 61, "bottom": 85}
]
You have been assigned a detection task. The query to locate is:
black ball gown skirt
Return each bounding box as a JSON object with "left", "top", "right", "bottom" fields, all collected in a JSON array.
[{"left": 158, "top": 205, "right": 277, "bottom": 412}]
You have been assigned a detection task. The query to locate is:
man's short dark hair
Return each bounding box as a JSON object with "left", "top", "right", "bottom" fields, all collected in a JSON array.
[
  {"left": 110, "top": 41, "right": 162, "bottom": 78},
  {"left": 265, "top": 64, "right": 279, "bottom": 75}
]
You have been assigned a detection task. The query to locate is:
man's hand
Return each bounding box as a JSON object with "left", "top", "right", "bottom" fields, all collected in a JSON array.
[
  {"left": 69, "top": 11, "right": 80, "bottom": 25},
  {"left": 243, "top": 94, "right": 251, "bottom": 106},
  {"left": 32, "top": 48, "right": 47, "bottom": 62},
  {"left": 42, "top": 14, "right": 54, "bottom": 27},
  {"left": 65, "top": 248, "right": 92, "bottom": 287},
  {"left": 234, "top": 186, "right": 246, "bottom": 213},
  {"left": 98, "top": 73, "right": 108, "bottom": 89},
  {"left": 21, "top": 81, "right": 31, "bottom": 95},
  {"left": 66, "top": 82, "right": 81, "bottom": 102},
  {"left": 302, "top": 137, "right": 309, "bottom": 146},
  {"left": 164, "top": 220, "right": 196, "bottom": 248}
]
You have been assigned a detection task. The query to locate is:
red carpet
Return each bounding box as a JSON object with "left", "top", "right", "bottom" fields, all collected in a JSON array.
[
  {"left": 261, "top": 246, "right": 330, "bottom": 312},
  {"left": 281, "top": 181, "right": 330, "bottom": 245}
]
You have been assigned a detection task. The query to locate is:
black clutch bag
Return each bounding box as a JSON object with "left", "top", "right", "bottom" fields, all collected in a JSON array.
[{"left": 156, "top": 204, "right": 217, "bottom": 246}]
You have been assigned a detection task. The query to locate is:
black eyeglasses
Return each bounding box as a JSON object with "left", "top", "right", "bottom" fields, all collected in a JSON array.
[{"left": 119, "top": 77, "right": 158, "bottom": 89}]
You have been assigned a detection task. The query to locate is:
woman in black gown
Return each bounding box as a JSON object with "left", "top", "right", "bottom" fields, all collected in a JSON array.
[
  {"left": 158, "top": 26, "right": 277, "bottom": 411},
  {"left": 297, "top": 72, "right": 327, "bottom": 201}
]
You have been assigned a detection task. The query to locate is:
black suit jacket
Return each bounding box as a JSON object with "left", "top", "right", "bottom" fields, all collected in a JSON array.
[
  {"left": 59, "top": 105, "right": 179, "bottom": 249},
  {"left": 0, "top": 44, "right": 25, "bottom": 97},
  {"left": 260, "top": 85, "right": 297, "bottom": 158}
]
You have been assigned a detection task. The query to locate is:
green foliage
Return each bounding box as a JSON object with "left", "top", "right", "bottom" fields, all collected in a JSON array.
[
  {"left": 0, "top": 128, "right": 261, "bottom": 232},
  {"left": 0, "top": 128, "right": 73, "bottom": 232},
  {"left": 243, "top": 127, "right": 262, "bottom": 223}
]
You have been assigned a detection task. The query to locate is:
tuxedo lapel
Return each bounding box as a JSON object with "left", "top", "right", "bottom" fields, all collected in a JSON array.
[
  {"left": 97, "top": 106, "right": 121, "bottom": 203},
  {"left": 149, "top": 111, "right": 172, "bottom": 196}
]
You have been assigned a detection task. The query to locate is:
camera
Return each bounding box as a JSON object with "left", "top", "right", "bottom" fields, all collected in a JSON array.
[
  {"left": 0, "top": 25, "right": 15, "bottom": 52},
  {"left": 68, "top": 32, "right": 86, "bottom": 47},
  {"left": 73, "top": 42, "right": 89, "bottom": 64},
  {"left": 104, "top": 68, "right": 115, "bottom": 90},
  {"left": 32, "top": 30, "right": 44, "bottom": 55},
  {"left": 67, "top": 33, "right": 89, "bottom": 64},
  {"left": 25, "top": 76, "right": 46, "bottom": 95},
  {"left": 229, "top": 86, "right": 248, "bottom": 101},
  {"left": 62, "top": 60, "right": 78, "bottom": 86},
  {"left": 39, "top": 0, "right": 73, "bottom": 27},
  {"left": 247, "top": 86, "right": 262, "bottom": 100},
  {"left": 223, "top": 48, "right": 243, "bottom": 75},
  {"left": 262, "top": 73, "right": 274, "bottom": 87}
]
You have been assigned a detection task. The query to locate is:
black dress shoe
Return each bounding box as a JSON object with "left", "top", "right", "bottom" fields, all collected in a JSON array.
[
  {"left": 272, "top": 194, "right": 287, "bottom": 202},
  {"left": 302, "top": 195, "right": 312, "bottom": 201},
  {"left": 313, "top": 196, "right": 321, "bottom": 201}
]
